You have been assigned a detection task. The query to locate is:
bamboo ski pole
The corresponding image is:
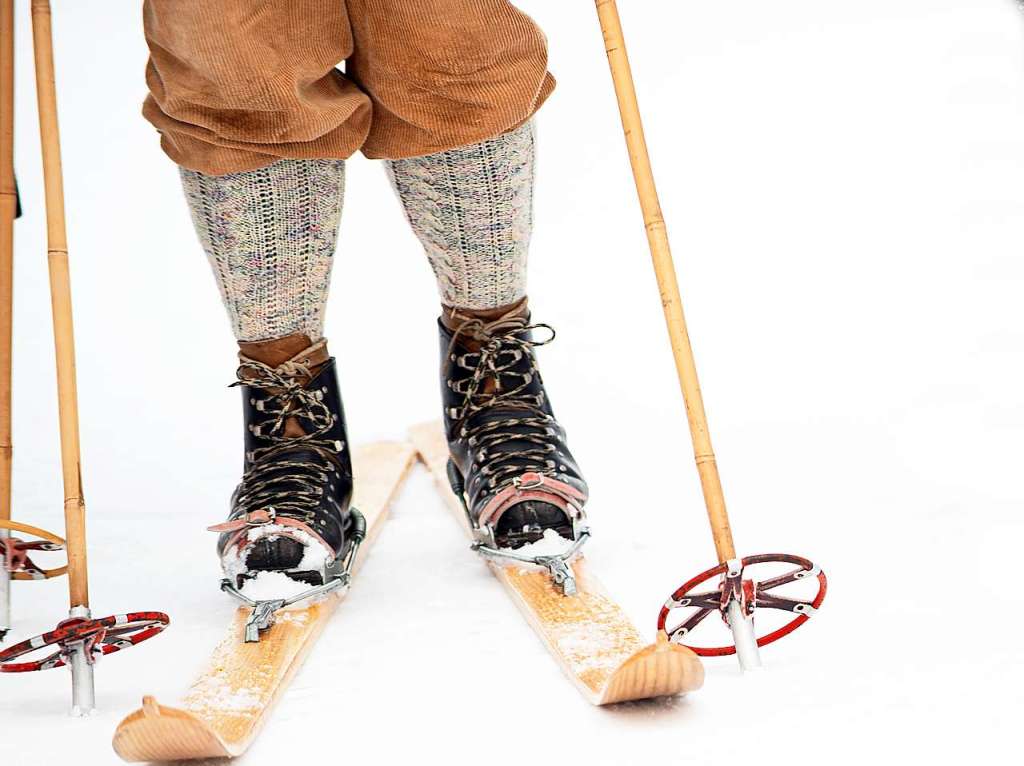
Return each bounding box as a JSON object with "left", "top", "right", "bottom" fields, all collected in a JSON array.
[
  {"left": 31, "top": 0, "right": 96, "bottom": 710},
  {"left": 31, "top": 0, "right": 88, "bottom": 607},
  {"left": 0, "top": 0, "right": 15, "bottom": 641},
  {"left": 594, "top": 0, "right": 735, "bottom": 563},
  {"left": 593, "top": 1, "right": 763, "bottom": 668},
  {"left": 0, "top": 2, "right": 168, "bottom": 709},
  {"left": 30, "top": 0, "right": 87, "bottom": 611}
]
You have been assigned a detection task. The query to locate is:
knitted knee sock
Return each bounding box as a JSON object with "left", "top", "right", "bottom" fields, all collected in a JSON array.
[
  {"left": 180, "top": 159, "right": 345, "bottom": 342},
  {"left": 385, "top": 122, "right": 535, "bottom": 311}
]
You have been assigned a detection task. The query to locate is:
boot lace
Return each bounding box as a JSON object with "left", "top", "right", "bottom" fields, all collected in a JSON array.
[
  {"left": 446, "top": 316, "right": 563, "bottom": 492},
  {"left": 229, "top": 356, "right": 345, "bottom": 527}
]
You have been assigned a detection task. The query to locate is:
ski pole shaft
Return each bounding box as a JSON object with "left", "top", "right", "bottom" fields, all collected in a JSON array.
[
  {"left": 0, "top": 0, "right": 15, "bottom": 637},
  {"left": 593, "top": 0, "right": 736, "bottom": 563},
  {"left": 31, "top": 0, "right": 88, "bottom": 609}
]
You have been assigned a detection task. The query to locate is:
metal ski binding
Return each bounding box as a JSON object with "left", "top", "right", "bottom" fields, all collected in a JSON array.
[
  {"left": 222, "top": 508, "right": 367, "bottom": 643},
  {"left": 446, "top": 458, "right": 590, "bottom": 596},
  {"left": 472, "top": 527, "right": 590, "bottom": 596}
]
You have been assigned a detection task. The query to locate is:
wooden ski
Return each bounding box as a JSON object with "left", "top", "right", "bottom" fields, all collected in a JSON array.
[
  {"left": 409, "top": 422, "right": 703, "bottom": 705},
  {"left": 112, "top": 441, "right": 417, "bottom": 761}
]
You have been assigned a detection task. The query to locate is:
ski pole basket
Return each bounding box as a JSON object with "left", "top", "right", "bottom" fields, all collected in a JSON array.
[
  {"left": 0, "top": 612, "right": 169, "bottom": 672},
  {"left": 658, "top": 554, "right": 827, "bottom": 656},
  {"left": 0, "top": 520, "right": 67, "bottom": 581}
]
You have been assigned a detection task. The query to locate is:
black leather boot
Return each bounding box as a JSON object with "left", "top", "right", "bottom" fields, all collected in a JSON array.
[
  {"left": 440, "top": 301, "right": 589, "bottom": 549},
  {"left": 209, "top": 334, "right": 357, "bottom": 588}
]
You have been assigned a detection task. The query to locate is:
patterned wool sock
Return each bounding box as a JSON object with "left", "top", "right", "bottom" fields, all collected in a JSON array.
[
  {"left": 180, "top": 159, "right": 345, "bottom": 342},
  {"left": 385, "top": 122, "right": 535, "bottom": 311}
]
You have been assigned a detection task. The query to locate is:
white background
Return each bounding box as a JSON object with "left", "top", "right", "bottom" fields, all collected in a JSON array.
[{"left": 2, "top": 1, "right": 1022, "bottom": 763}]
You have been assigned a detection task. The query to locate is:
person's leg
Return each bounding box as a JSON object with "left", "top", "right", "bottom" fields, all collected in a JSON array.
[
  {"left": 354, "top": 1, "right": 586, "bottom": 549},
  {"left": 384, "top": 121, "right": 533, "bottom": 312},
  {"left": 386, "top": 121, "right": 589, "bottom": 550},
  {"left": 142, "top": 1, "right": 367, "bottom": 592},
  {"left": 179, "top": 159, "right": 345, "bottom": 343}
]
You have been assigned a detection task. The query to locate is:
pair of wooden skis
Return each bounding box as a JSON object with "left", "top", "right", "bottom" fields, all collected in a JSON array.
[{"left": 113, "top": 432, "right": 705, "bottom": 762}]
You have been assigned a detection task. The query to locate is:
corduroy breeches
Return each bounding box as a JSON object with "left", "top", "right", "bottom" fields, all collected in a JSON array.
[{"left": 142, "top": 0, "right": 554, "bottom": 175}]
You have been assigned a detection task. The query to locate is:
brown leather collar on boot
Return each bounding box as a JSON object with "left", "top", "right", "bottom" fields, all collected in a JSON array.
[
  {"left": 441, "top": 296, "right": 529, "bottom": 330},
  {"left": 237, "top": 333, "right": 330, "bottom": 385},
  {"left": 236, "top": 333, "right": 331, "bottom": 438},
  {"left": 441, "top": 297, "right": 530, "bottom": 352}
]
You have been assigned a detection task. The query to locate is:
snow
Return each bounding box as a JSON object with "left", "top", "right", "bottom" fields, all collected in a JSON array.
[
  {"left": 186, "top": 675, "right": 263, "bottom": 717},
  {"left": 503, "top": 528, "right": 580, "bottom": 560},
  {"left": 2, "top": 2, "right": 1021, "bottom": 765},
  {"left": 234, "top": 572, "right": 321, "bottom": 604},
  {"left": 222, "top": 524, "right": 332, "bottom": 601}
]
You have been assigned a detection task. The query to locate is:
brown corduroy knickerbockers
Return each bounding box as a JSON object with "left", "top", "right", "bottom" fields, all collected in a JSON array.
[{"left": 142, "top": 0, "right": 555, "bottom": 176}]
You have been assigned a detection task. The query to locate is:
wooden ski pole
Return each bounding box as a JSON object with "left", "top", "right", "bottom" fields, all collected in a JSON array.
[
  {"left": 0, "top": 2, "right": 167, "bottom": 711},
  {"left": 31, "top": 0, "right": 96, "bottom": 710},
  {"left": 30, "top": 0, "right": 88, "bottom": 609},
  {"left": 0, "top": 0, "right": 15, "bottom": 640},
  {"left": 593, "top": 0, "right": 736, "bottom": 563},
  {"left": 593, "top": 0, "right": 764, "bottom": 670}
]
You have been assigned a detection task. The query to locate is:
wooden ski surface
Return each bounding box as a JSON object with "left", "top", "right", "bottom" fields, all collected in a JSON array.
[
  {"left": 408, "top": 422, "right": 703, "bottom": 705},
  {"left": 112, "top": 441, "right": 417, "bottom": 762}
]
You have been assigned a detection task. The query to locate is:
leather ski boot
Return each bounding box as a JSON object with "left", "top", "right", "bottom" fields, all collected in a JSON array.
[
  {"left": 209, "top": 334, "right": 359, "bottom": 593},
  {"left": 440, "top": 299, "right": 589, "bottom": 557}
]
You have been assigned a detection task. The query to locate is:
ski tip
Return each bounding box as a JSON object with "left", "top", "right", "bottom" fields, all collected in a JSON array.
[
  {"left": 598, "top": 641, "right": 704, "bottom": 706},
  {"left": 113, "top": 701, "right": 231, "bottom": 762}
]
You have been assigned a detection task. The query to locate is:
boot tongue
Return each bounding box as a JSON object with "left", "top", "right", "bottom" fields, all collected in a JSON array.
[
  {"left": 442, "top": 299, "right": 531, "bottom": 395},
  {"left": 237, "top": 333, "right": 330, "bottom": 438}
]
